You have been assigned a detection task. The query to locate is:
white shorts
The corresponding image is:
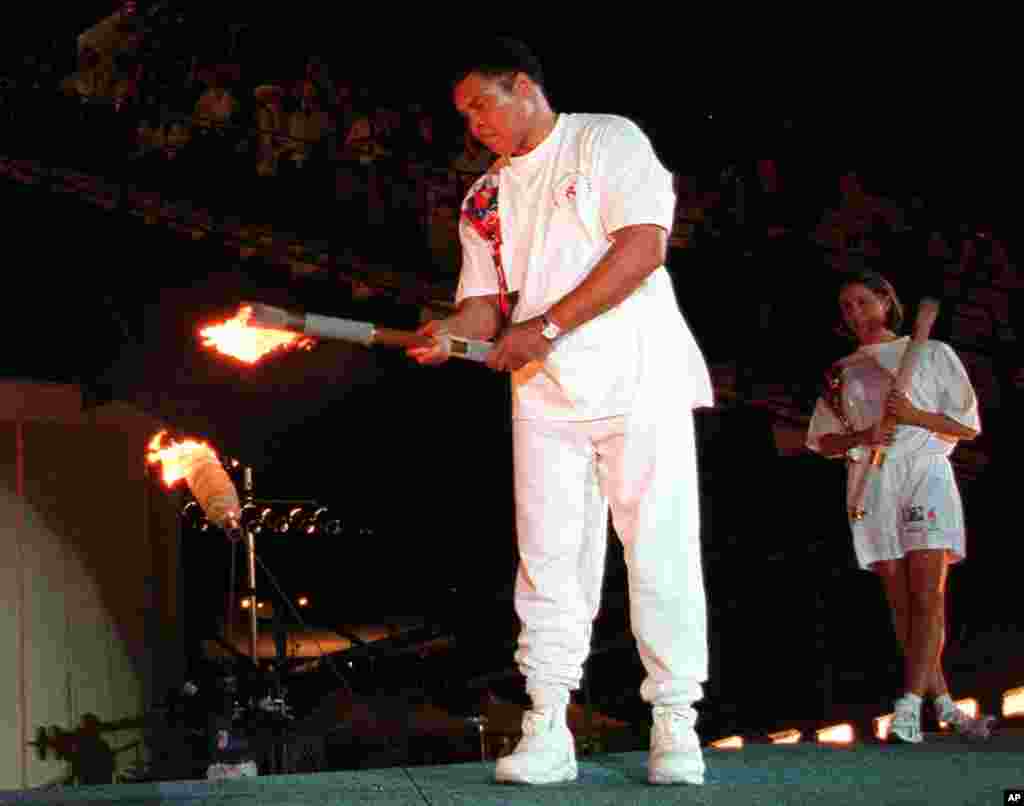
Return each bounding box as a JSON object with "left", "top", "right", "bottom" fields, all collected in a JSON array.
[{"left": 851, "top": 452, "right": 966, "bottom": 571}]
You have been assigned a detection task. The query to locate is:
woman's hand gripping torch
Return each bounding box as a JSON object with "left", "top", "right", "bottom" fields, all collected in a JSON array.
[
  {"left": 242, "top": 302, "right": 493, "bottom": 362},
  {"left": 848, "top": 298, "right": 940, "bottom": 521}
]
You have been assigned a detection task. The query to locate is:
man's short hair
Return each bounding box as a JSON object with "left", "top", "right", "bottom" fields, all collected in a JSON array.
[{"left": 451, "top": 38, "right": 544, "bottom": 93}]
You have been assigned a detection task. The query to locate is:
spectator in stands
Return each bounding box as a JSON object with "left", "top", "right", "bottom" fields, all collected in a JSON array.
[
  {"left": 279, "top": 78, "right": 328, "bottom": 237},
  {"left": 193, "top": 65, "right": 238, "bottom": 131},
  {"left": 249, "top": 83, "right": 288, "bottom": 227},
  {"left": 340, "top": 104, "right": 390, "bottom": 233},
  {"left": 255, "top": 82, "right": 288, "bottom": 157},
  {"left": 289, "top": 79, "right": 327, "bottom": 163},
  {"left": 61, "top": 47, "right": 109, "bottom": 101},
  {"left": 188, "top": 65, "right": 240, "bottom": 215},
  {"left": 344, "top": 106, "right": 386, "bottom": 164},
  {"left": 70, "top": 2, "right": 143, "bottom": 103},
  {"left": 161, "top": 119, "right": 192, "bottom": 193}
]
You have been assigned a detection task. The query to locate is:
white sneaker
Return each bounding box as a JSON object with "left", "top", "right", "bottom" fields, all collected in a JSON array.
[
  {"left": 935, "top": 700, "right": 996, "bottom": 741},
  {"left": 648, "top": 705, "right": 704, "bottom": 785},
  {"left": 889, "top": 695, "right": 923, "bottom": 744},
  {"left": 494, "top": 706, "right": 577, "bottom": 785}
]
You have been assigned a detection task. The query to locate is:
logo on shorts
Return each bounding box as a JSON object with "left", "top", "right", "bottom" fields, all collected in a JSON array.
[{"left": 904, "top": 506, "right": 925, "bottom": 524}]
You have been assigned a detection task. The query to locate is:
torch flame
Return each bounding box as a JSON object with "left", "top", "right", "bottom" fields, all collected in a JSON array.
[
  {"left": 146, "top": 430, "right": 218, "bottom": 486},
  {"left": 200, "top": 304, "right": 314, "bottom": 364}
]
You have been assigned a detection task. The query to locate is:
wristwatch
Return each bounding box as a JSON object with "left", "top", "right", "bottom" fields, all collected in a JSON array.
[{"left": 540, "top": 313, "right": 563, "bottom": 341}]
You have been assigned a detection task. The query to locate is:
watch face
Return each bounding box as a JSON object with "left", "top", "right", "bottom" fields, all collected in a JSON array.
[{"left": 542, "top": 322, "right": 559, "bottom": 340}]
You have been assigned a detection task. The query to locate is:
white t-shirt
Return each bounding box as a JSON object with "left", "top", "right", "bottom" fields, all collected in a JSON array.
[
  {"left": 456, "top": 113, "right": 712, "bottom": 421},
  {"left": 806, "top": 337, "right": 981, "bottom": 461}
]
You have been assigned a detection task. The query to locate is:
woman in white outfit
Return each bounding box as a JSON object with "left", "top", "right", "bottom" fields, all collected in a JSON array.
[{"left": 807, "top": 270, "right": 994, "bottom": 743}]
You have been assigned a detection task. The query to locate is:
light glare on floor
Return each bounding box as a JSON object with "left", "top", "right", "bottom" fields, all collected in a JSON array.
[
  {"left": 768, "top": 729, "right": 801, "bottom": 744},
  {"left": 1003, "top": 687, "right": 1024, "bottom": 718},
  {"left": 817, "top": 724, "right": 854, "bottom": 744},
  {"left": 874, "top": 713, "right": 893, "bottom": 740},
  {"left": 710, "top": 735, "right": 743, "bottom": 749}
]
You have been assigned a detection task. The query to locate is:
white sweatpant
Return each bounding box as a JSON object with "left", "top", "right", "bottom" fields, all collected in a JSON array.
[{"left": 511, "top": 412, "right": 708, "bottom": 708}]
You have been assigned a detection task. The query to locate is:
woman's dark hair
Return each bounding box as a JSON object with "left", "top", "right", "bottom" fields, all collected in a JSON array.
[
  {"left": 835, "top": 269, "right": 904, "bottom": 340},
  {"left": 450, "top": 37, "right": 544, "bottom": 93}
]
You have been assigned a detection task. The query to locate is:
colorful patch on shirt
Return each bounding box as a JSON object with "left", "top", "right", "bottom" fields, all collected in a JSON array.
[
  {"left": 462, "top": 173, "right": 502, "bottom": 247},
  {"left": 460, "top": 172, "right": 510, "bottom": 317}
]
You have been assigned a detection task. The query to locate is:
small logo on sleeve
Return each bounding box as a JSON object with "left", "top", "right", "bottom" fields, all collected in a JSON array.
[{"left": 553, "top": 172, "right": 591, "bottom": 208}]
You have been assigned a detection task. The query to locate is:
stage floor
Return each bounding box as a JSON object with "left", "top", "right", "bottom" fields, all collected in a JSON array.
[{"left": 2, "top": 730, "right": 1021, "bottom": 805}]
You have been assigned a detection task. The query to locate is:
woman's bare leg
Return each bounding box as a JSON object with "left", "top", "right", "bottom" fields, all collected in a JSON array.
[
  {"left": 903, "top": 549, "right": 950, "bottom": 697},
  {"left": 873, "top": 556, "right": 948, "bottom": 698}
]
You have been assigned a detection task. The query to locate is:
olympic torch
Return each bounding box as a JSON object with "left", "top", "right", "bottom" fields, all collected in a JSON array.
[
  {"left": 848, "top": 298, "right": 940, "bottom": 521},
  {"left": 146, "top": 432, "right": 242, "bottom": 533},
  {"left": 245, "top": 301, "right": 493, "bottom": 360},
  {"left": 147, "top": 432, "right": 263, "bottom": 662},
  {"left": 200, "top": 302, "right": 493, "bottom": 365}
]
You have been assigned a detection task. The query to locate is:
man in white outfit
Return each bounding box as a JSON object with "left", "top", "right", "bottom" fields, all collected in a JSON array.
[{"left": 408, "top": 38, "right": 714, "bottom": 786}]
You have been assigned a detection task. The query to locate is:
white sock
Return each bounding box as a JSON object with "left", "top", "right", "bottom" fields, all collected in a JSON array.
[
  {"left": 934, "top": 694, "right": 972, "bottom": 725},
  {"left": 933, "top": 693, "right": 956, "bottom": 716}
]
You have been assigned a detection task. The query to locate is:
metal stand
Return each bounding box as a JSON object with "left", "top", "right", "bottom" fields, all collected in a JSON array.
[
  {"left": 245, "top": 529, "right": 258, "bottom": 664},
  {"left": 242, "top": 466, "right": 259, "bottom": 666}
]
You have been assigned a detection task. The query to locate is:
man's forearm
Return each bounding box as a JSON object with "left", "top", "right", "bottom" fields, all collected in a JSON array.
[{"left": 547, "top": 225, "right": 666, "bottom": 332}]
